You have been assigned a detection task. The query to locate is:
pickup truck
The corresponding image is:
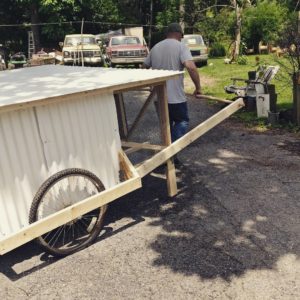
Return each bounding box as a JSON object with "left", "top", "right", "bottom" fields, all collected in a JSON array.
[
  {"left": 182, "top": 34, "right": 208, "bottom": 67},
  {"left": 61, "top": 34, "right": 103, "bottom": 66},
  {"left": 106, "top": 35, "right": 149, "bottom": 67}
]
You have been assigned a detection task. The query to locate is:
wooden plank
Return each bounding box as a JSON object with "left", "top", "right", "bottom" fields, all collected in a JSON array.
[
  {"left": 127, "top": 89, "right": 155, "bottom": 138},
  {"left": 114, "top": 82, "right": 163, "bottom": 94},
  {"left": 0, "top": 175, "right": 142, "bottom": 255},
  {"left": 197, "top": 94, "right": 234, "bottom": 104},
  {"left": 137, "top": 98, "right": 244, "bottom": 177},
  {"left": 122, "top": 141, "right": 166, "bottom": 151},
  {"left": 124, "top": 146, "right": 143, "bottom": 155},
  {"left": 156, "top": 84, "right": 178, "bottom": 197},
  {"left": 119, "top": 150, "right": 140, "bottom": 180},
  {"left": 114, "top": 93, "right": 128, "bottom": 139}
]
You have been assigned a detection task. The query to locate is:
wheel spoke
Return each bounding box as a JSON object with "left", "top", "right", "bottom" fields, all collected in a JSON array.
[{"left": 30, "top": 169, "right": 106, "bottom": 256}]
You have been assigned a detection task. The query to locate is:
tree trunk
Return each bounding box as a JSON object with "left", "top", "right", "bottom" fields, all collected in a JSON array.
[
  {"left": 30, "top": 2, "right": 40, "bottom": 52},
  {"left": 293, "top": 72, "right": 300, "bottom": 125},
  {"left": 179, "top": 0, "right": 185, "bottom": 33},
  {"left": 231, "top": 0, "right": 242, "bottom": 62}
]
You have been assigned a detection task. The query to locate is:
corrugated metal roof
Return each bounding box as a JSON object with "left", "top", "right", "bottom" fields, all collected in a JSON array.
[{"left": 0, "top": 65, "right": 182, "bottom": 109}]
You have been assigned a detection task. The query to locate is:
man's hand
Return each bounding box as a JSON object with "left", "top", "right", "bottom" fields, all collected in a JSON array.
[{"left": 193, "top": 88, "right": 202, "bottom": 98}]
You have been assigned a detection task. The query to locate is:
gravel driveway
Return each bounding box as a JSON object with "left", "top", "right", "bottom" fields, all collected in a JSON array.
[{"left": 0, "top": 92, "right": 299, "bottom": 300}]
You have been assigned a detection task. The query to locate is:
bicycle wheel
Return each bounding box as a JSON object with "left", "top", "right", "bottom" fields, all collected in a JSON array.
[{"left": 29, "top": 168, "right": 107, "bottom": 257}]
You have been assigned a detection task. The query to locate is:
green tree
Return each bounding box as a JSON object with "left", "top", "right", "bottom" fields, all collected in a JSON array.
[{"left": 242, "top": 0, "right": 288, "bottom": 51}]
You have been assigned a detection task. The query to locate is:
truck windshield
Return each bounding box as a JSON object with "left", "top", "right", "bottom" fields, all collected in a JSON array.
[
  {"left": 111, "top": 37, "right": 141, "bottom": 46},
  {"left": 65, "top": 37, "right": 96, "bottom": 46},
  {"left": 182, "top": 35, "right": 205, "bottom": 46}
]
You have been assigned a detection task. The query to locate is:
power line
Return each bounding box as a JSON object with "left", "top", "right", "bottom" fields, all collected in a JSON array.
[
  {"left": 0, "top": 15, "right": 283, "bottom": 30},
  {"left": 0, "top": 20, "right": 159, "bottom": 28}
]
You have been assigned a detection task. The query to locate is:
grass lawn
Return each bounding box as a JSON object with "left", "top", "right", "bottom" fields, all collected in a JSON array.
[{"left": 185, "top": 54, "right": 293, "bottom": 111}]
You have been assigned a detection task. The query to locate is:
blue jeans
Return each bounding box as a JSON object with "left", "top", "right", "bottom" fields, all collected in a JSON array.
[{"left": 168, "top": 102, "right": 189, "bottom": 142}]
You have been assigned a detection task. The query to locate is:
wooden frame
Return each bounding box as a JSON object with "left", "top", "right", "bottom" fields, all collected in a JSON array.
[
  {"left": 0, "top": 65, "right": 244, "bottom": 255},
  {"left": 115, "top": 82, "right": 244, "bottom": 195}
]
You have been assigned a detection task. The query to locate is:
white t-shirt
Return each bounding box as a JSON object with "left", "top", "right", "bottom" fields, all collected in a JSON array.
[{"left": 144, "top": 38, "right": 192, "bottom": 104}]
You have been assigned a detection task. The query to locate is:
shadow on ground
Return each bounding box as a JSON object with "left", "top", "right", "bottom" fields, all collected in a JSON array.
[{"left": 107, "top": 148, "right": 300, "bottom": 281}]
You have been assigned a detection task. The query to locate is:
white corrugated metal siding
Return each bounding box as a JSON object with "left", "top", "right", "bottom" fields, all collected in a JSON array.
[{"left": 0, "top": 92, "right": 120, "bottom": 240}]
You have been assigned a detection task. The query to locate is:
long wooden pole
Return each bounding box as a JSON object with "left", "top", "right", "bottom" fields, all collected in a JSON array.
[
  {"left": 137, "top": 98, "right": 244, "bottom": 177},
  {"left": 197, "top": 94, "right": 234, "bottom": 104},
  {"left": 156, "top": 84, "right": 177, "bottom": 196}
]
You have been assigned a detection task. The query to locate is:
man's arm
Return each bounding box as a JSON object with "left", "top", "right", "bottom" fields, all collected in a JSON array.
[{"left": 184, "top": 60, "right": 202, "bottom": 96}]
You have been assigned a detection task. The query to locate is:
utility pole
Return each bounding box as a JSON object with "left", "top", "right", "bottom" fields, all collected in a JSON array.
[
  {"left": 148, "top": 0, "right": 153, "bottom": 48},
  {"left": 80, "top": 18, "right": 84, "bottom": 67}
]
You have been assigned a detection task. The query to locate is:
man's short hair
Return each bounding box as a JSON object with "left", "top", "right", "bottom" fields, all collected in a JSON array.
[{"left": 167, "top": 23, "right": 184, "bottom": 37}]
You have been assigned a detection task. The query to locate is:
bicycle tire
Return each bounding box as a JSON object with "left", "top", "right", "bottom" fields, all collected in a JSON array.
[{"left": 29, "top": 168, "right": 107, "bottom": 257}]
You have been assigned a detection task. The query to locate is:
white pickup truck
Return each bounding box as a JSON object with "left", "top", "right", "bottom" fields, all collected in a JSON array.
[{"left": 61, "top": 34, "right": 103, "bottom": 66}]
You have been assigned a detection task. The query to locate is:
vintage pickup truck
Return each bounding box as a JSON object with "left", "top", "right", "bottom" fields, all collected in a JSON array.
[
  {"left": 61, "top": 34, "right": 103, "bottom": 66},
  {"left": 106, "top": 35, "right": 149, "bottom": 68}
]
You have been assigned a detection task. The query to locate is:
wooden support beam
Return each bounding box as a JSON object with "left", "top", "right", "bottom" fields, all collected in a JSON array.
[
  {"left": 156, "top": 84, "right": 177, "bottom": 197},
  {"left": 137, "top": 98, "right": 244, "bottom": 177},
  {"left": 0, "top": 151, "right": 142, "bottom": 255},
  {"left": 122, "top": 141, "right": 166, "bottom": 153},
  {"left": 197, "top": 94, "right": 234, "bottom": 104},
  {"left": 127, "top": 90, "right": 156, "bottom": 138},
  {"left": 119, "top": 150, "right": 140, "bottom": 180},
  {"left": 114, "top": 93, "right": 128, "bottom": 139},
  {"left": 114, "top": 81, "right": 165, "bottom": 94}
]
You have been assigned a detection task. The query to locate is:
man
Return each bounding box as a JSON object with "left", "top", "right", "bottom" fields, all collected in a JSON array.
[{"left": 143, "top": 22, "right": 202, "bottom": 144}]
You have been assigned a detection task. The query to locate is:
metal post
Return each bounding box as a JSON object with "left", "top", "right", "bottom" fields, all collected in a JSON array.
[
  {"left": 80, "top": 18, "right": 84, "bottom": 67},
  {"left": 148, "top": 0, "right": 153, "bottom": 48}
]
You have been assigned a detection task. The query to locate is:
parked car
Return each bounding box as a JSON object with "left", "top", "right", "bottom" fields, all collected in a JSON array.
[
  {"left": 60, "top": 34, "right": 103, "bottom": 66},
  {"left": 0, "top": 55, "right": 6, "bottom": 71},
  {"left": 182, "top": 34, "right": 208, "bottom": 66},
  {"left": 8, "top": 52, "right": 28, "bottom": 69},
  {"left": 0, "top": 45, "right": 8, "bottom": 70},
  {"left": 106, "top": 35, "right": 149, "bottom": 67}
]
